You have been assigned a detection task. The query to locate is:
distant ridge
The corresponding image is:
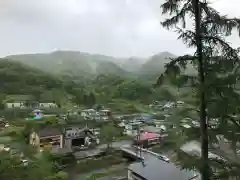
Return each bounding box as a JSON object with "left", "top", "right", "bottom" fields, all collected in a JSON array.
[{"left": 5, "top": 50, "right": 178, "bottom": 80}]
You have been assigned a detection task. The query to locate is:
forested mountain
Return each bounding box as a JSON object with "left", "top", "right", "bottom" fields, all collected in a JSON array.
[
  {"left": 0, "top": 59, "right": 64, "bottom": 95},
  {"left": 138, "top": 52, "right": 176, "bottom": 80},
  {"left": 121, "top": 57, "right": 146, "bottom": 72},
  {"left": 5, "top": 51, "right": 128, "bottom": 79},
  {"left": 5, "top": 50, "right": 178, "bottom": 80},
  {"left": 0, "top": 58, "right": 162, "bottom": 109},
  {"left": 0, "top": 59, "right": 89, "bottom": 107}
]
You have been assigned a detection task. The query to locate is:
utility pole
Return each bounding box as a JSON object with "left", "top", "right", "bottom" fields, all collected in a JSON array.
[
  {"left": 138, "top": 124, "right": 141, "bottom": 158},
  {"left": 135, "top": 122, "right": 138, "bottom": 156},
  {"left": 137, "top": 123, "right": 143, "bottom": 162}
]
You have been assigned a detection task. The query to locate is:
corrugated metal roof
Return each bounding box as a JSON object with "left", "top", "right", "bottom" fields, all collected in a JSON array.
[
  {"left": 137, "top": 132, "right": 160, "bottom": 141},
  {"left": 37, "top": 127, "right": 62, "bottom": 137},
  {"left": 128, "top": 158, "right": 196, "bottom": 180}
]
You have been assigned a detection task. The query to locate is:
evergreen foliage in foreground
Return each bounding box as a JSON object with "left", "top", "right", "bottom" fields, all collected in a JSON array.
[{"left": 156, "top": 0, "right": 240, "bottom": 179}]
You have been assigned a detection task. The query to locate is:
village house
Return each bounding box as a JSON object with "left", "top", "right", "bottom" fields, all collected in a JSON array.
[
  {"left": 0, "top": 144, "right": 10, "bottom": 152},
  {"left": 38, "top": 103, "right": 58, "bottom": 108},
  {"left": 81, "top": 109, "right": 112, "bottom": 121},
  {"left": 0, "top": 118, "right": 8, "bottom": 129},
  {"left": 99, "top": 109, "right": 110, "bottom": 115},
  {"left": 163, "top": 101, "right": 175, "bottom": 109},
  {"left": 99, "top": 109, "right": 111, "bottom": 120},
  {"left": 123, "top": 122, "right": 143, "bottom": 136},
  {"left": 81, "top": 109, "right": 97, "bottom": 119},
  {"left": 5, "top": 102, "right": 23, "bottom": 108},
  {"left": 133, "top": 131, "right": 161, "bottom": 148},
  {"left": 5, "top": 95, "right": 58, "bottom": 109},
  {"left": 64, "top": 126, "right": 99, "bottom": 149},
  {"left": 29, "top": 127, "right": 63, "bottom": 151},
  {"left": 177, "top": 100, "right": 185, "bottom": 106},
  {"left": 153, "top": 121, "right": 167, "bottom": 132},
  {"left": 118, "top": 120, "right": 127, "bottom": 128},
  {"left": 6, "top": 102, "right": 58, "bottom": 109}
]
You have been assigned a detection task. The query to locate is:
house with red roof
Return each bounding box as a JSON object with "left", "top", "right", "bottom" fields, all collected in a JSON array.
[{"left": 133, "top": 131, "right": 161, "bottom": 148}]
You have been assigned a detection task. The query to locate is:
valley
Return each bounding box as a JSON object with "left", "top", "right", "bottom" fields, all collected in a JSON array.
[
  {"left": 1, "top": 46, "right": 240, "bottom": 180},
  {"left": 1, "top": 0, "right": 240, "bottom": 180},
  {"left": 0, "top": 50, "right": 199, "bottom": 180}
]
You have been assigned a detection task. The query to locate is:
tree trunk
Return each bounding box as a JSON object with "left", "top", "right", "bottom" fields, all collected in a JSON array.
[
  {"left": 231, "top": 131, "right": 237, "bottom": 155},
  {"left": 193, "top": 0, "right": 209, "bottom": 180}
]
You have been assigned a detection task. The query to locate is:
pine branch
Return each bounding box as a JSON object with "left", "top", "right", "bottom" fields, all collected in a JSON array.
[
  {"left": 167, "top": 55, "right": 197, "bottom": 68},
  {"left": 154, "top": 55, "right": 197, "bottom": 88},
  {"left": 176, "top": 28, "right": 196, "bottom": 47},
  {"left": 227, "top": 116, "right": 240, "bottom": 130},
  {"left": 161, "top": 0, "right": 192, "bottom": 29},
  {"left": 203, "top": 35, "right": 239, "bottom": 59},
  {"left": 161, "top": 0, "right": 183, "bottom": 15},
  {"left": 201, "top": 4, "right": 240, "bottom": 36}
]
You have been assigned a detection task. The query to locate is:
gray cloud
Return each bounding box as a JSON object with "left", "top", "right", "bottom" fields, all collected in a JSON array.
[{"left": 0, "top": 0, "right": 239, "bottom": 57}]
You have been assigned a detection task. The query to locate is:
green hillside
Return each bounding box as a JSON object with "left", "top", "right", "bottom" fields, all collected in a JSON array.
[
  {"left": 0, "top": 58, "right": 191, "bottom": 114},
  {"left": 121, "top": 57, "right": 146, "bottom": 72},
  {"left": 5, "top": 51, "right": 128, "bottom": 78},
  {"left": 0, "top": 59, "right": 88, "bottom": 108},
  {"left": 5, "top": 50, "right": 197, "bottom": 84},
  {"left": 138, "top": 52, "right": 175, "bottom": 76},
  {"left": 130, "top": 51, "right": 176, "bottom": 82},
  {"left": 0, "top": 59, "right": 64, "bottom": 95}
]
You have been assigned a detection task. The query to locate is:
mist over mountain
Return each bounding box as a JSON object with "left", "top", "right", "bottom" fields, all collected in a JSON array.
[
  {"left": 5, "top": 51, "right": 126, "bottom": 78},
  {"left": 121, "top": 57, "right": 147, "bottom": 72},
  {"left": 5, "top": 50, "right": 177, "bottom": 80}
]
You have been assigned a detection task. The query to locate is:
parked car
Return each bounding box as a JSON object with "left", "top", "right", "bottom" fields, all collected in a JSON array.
[{"left": 158, "top": 154, "right": 170, "bottom": 162}]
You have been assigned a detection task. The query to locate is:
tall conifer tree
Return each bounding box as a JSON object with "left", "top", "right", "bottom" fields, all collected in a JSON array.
[{"left": 157, "top": 0, "right": 240, "bottom": 179}]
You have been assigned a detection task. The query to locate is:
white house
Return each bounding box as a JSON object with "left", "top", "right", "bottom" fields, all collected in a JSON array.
[
  {"left": 124, "top": 122, "right": 142, "bottom": 136},
  {"left": 163, "top": 102, "right": 175, "bottom": 108},
  {"left": 118, "top": 120, "right": 126, "bottom": 128},
  {"left": 81, "top": 109, "right": 97, "bottom": 118},
  {"left": 154, "top": 122, "right": 166, "bottom": 132},
  {"left": 39, "top": 103, "right": 58, "bottom": 108},
  {"left": 6, "top": 102, "right": 24, "bottom": 108},
  {"left": 99, "top": 109, "right": 111, "bottom": 116},
  {"left": 177, "top": 101, "right": 185, "bottom": 105},
  {"left": 6, "top": 102, "right": 58, "bottom": 109}
]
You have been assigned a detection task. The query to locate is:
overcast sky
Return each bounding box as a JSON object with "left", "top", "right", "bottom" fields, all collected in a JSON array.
[{"left": 0, "top": 0, "right": 239, "bottom": 58}]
